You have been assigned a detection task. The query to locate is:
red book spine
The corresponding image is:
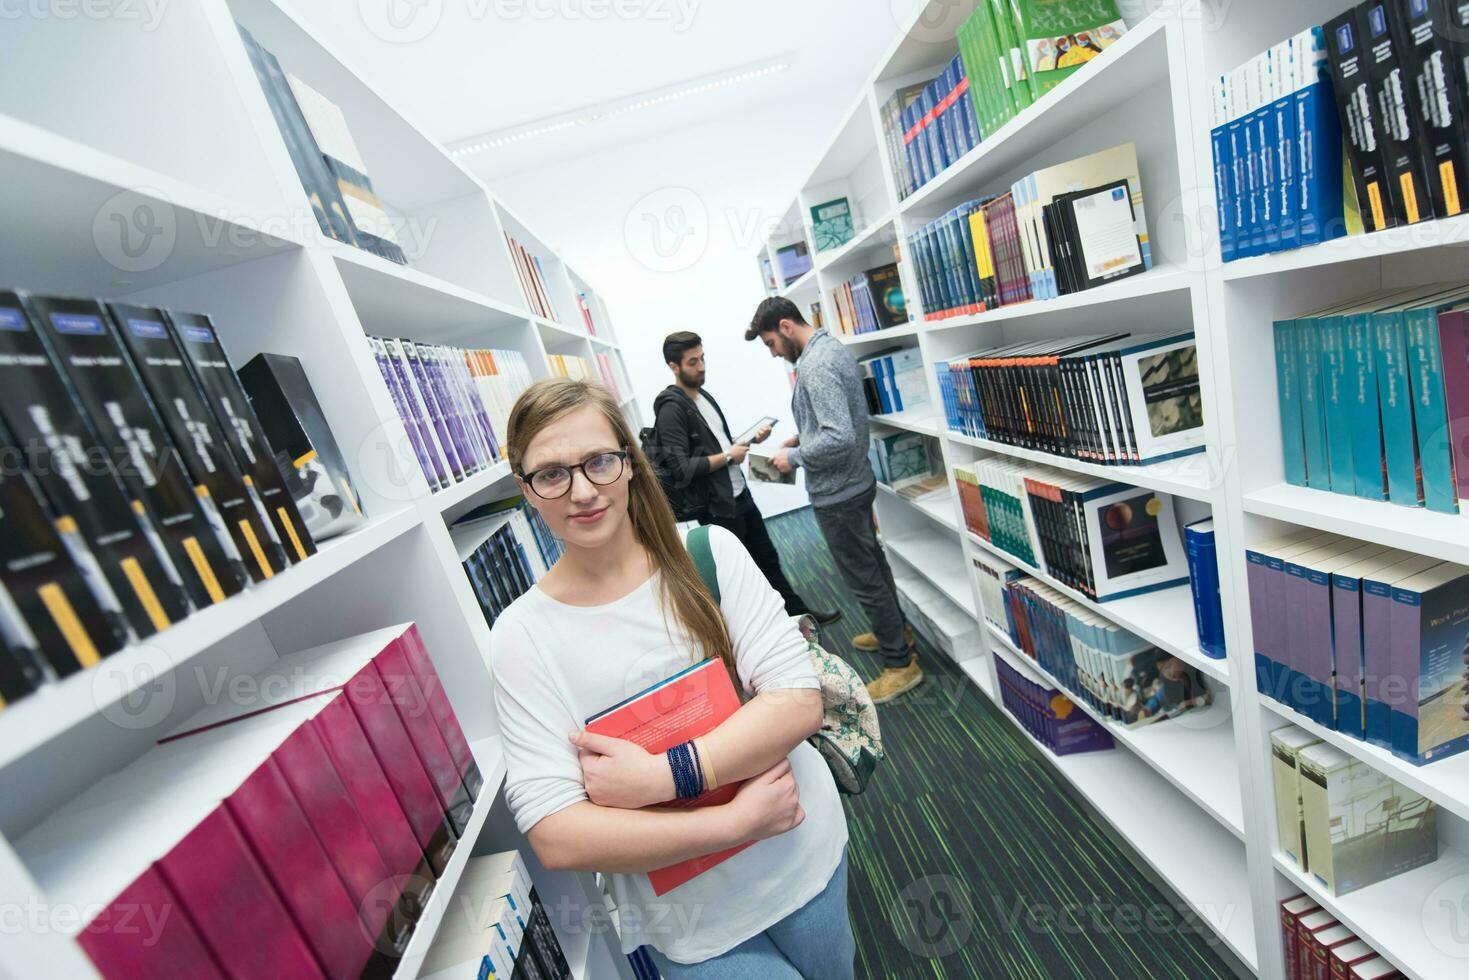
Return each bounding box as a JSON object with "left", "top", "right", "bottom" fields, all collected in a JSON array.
[
  {"left": 1438, "top": 309, "right": 1469, "bottom": 505},
  {"left": 79, "top": 868, "right": 227, "bottom": 980},
  {"left": 156, "top": 808, "right": 325, "bottom": 979},
  {"left": 227, "top": 760, "right": 374, "bottom": 979},
  {"left": 396, "top": 625, "right": 483, "bottom": 793},
  {"left": 370, "top": 648, "right": 474, "bottom": 832}
]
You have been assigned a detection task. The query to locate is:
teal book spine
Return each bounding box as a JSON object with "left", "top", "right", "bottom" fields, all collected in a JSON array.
[
  {"left": 1406, "top": 307, "right": 1457, "bottom": 512},
  {"left": 1275, "top": 319, "right": 1309, "bottom": 486},
  {"left": 1298, "top": 320, "right": 1332, "bottom": 491},
  {"left": 1319, "top": 316, "right": 1357, "bottom": 494},
  {"left": 1374, "top": 311, "right": 1423, "bottom": 505},
  {"left": 1346, "top": 313, "right": 1387, "bottom": 500}
]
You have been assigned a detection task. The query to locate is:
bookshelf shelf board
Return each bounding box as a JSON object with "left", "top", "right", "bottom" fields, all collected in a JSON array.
[
  {"left": 589, "top": 335, "right": 615, "bottom": 348},
  {"left": 1260, "top": 697, "right": 1469, "bottom": 828},
  {"left": 893, "top": 573, "right": 976, "bottom": 646},
  {"left": 869, "top": 409, "right": 939, "bottom": 436},
  {"left": 535, "top": 316, "right": 590, "bottom": 342},
  {"left": 876, "top": 481, "right": 959, "bottom": 534},
  {"left": 813, "top": 213, "right": 897, "bottom": 274},
  {"left": 779, "top": 267, "right": 820, "bottom": 303},
  {"left": 989, "top": 625, "right": 1245, "bottom": 839},
  {"left": 974, "top": 663, "right": 1257, "bottom": 970},
  {"left": 958, "top": 654, "right": 995, "bottom": 700},
  {"left": 330, "top": 245, "right": 531, "bottom": 343},
  {"left": 836, "top": 322, "right": 922, "bottom": 346},
  {"left": 882, "top": 532, "right": 976, "bottom": 617},
  {"left": 946, "top": 433, "right": 1218, "bottom": 502},
  {"left": 431, "top": 460, "right": 516, "bottom": 520},
  {"left": 1272, "top": 847, "right": 1469, "bottom": 980},
  {"left": 896, "top": 16, "right": 1168, "bottom": 221},
  {"left": 0, "top": 507, "right": 423, "bottom": 774},
  {"left": 921, "top": 265, "right": 1196, "bottom": 336},
  {"left": 1221, "top": 211, "right": 1469, "bottom": 282},
  {"left": 1243, "top": 484, "right": 1469, "bottom": 566},
  {"left": 0, "top": 115, "right": 302, "bottom": 297},
  {"left": 393, "top": 736, "right": 508, "bottom": 979},
  {"left": 966, "top": 532, "right": 1227, "bottom": 686}
]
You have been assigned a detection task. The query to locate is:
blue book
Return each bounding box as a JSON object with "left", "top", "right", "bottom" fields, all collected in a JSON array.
[
  {"left": 1296, "top": 321, "right": 1332, "bottom": 490},
  {"left": 1293, "top": 65, "right": 1345, "bottom": 246},
  {"left": 1274, "top": 319, "right": 1308, "bottom": 486},
  {"left": 1374, "top": 307, "right": 1422, "bottom": 505},
  {"left": 1184, "top": 519, "right": 1226, "bottom": 658},
  {"left": 1345, "top": 312, "right": 1387, "bottom": 500},
  {"left": 1405, "top": 300, "right": 1460, "bottom": 513},
  {"left": 1242, "top": 98, "right": 1264, "bottom": 256},
  {"left": 1272, "top": 88, "right": 1298, "bottom": 251},
  {"left": 1318, "top": 315, "right": 1357, "bottom": 494},
  {"left": 1255, "top": 100, "right": 1281, "bottom": 253},
  {"left": 1227, "top": 112, "right": 1252, "bottom": 257},
  {"left": 1212, "top": 119, "right": 1236, "bottom": 261}
]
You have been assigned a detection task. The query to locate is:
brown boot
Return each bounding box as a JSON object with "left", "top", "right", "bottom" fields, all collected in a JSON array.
[
  {"left": 852, "top": 625, "right": 915, "bottom": 652},
  {"left": 866, "top": 657, "right": 923, "bottom": 704}
]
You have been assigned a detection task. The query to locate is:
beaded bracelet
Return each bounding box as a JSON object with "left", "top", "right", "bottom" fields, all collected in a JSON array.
[{"left": 666, "top": 740, "right": 706, "bottom": 800}]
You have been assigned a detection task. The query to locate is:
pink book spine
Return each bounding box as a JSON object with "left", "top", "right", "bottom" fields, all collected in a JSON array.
[
  {"left": 1437, "top": 310, "right": 1469, "bottom": 506},
  {"left": 370, "top": 646, "right": 474, "bottom": 830},
  {"left": 396, "top": 625, "right": 482, "bottom": 791},
  {"left": 79, "top": 868, "right": 227, "bottom": 980}
]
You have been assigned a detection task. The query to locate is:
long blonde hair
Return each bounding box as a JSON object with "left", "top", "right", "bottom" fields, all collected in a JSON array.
[{"left": 506, "top": 379, "right": 736, "bottom": 679}]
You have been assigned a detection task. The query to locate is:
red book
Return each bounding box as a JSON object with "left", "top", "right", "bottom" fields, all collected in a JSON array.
[
  {"left": 1279, "top": 895, "right": 1320, "bottom": 980},
  {"left": 585, "top": 658, "right": 752, "bottom": 895},
  {"left": 1349, "top": 958, "right": 1401, "bottom": 979},
  {"left": 1438, "top": 309, "right": 1469, "bottom": 509},
  {"left": 1295, "top": 910, "right": 1339, "bottom": 980},
  {"left": 78, "top": 868, "right": 226, "bottom": 980},
  {"left": 371, "top": 639, "right": 475, "bottom": 829},
  {"left": 1329, "top": 940, "right": 1378, "bottom": 979},
  {"left": 398, "top": 623, "right": 484, "bottom": 795},
  {"left": 1308, "top": 924, "right": 1356, "bottom": 980}
]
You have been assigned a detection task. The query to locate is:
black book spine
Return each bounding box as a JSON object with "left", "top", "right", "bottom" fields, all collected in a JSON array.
[
  {"left": 1326, "top": 7, "right": 1400, "bottom": 231},
  {"left": 0, "top": 607, "right": 49, "bottom": 709},
  {"left": 1397, "top": 0, "right": 1469, "bottom": 217},
  {"left": 1362, "top": 0, "right": 1436, "bottom": 223}
]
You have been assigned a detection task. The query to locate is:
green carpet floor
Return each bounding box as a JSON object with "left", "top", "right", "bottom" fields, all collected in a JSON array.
[{"left": 763, "top": 506, "right": 1245, "bottom": 980}]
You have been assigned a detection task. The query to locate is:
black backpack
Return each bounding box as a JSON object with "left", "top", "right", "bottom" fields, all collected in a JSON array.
[{"left": 639, "top": 423, "right": 702, "bottom": 522}]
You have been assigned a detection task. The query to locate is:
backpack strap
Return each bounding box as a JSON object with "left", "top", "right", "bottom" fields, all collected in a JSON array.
[{"left": 687, "top": 525, "right": 720, "bottom": 604}]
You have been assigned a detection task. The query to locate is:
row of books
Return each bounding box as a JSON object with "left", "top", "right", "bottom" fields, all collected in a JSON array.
[
  {"left": 1247, "top": 528, "right": 1469, "bottom": 765},
  {"left": 868, "top": 432, "right": 943, "bottom": 496},
  {"left": 985, "top": 556, "right": 1214, "bottom": 726},
  {"left": 993, "top": 654, "right": 1115, "bottom": 756},
  {"left": 934, "top": 331, "right": 1205, "bottom": 466},
  {"left": 1279, "top": 895, "right": 1401, "bottom": 979},
  {"left": 239, "top": 26, "right": 407, "bottom": 264},
  {"left": 857, "top": 346, "right": 930, "bottom": 416},
  {"left": 830, "top": 262, "right": 908, "bottom": 336},
  {"left": 0, "top": 292, "right": 345, "bottom": 713},
  {"left": 594, "top": 352, "right": 625, "bottom": 401},
  {"left": 957, "top": 460, "right": 1191, "bottom": 603},
  {"left": 507, "top": 233, "right": 560, "bottom": 322},
  {"left": 1210, "top": 27, "right": 1345, "bottom": 261},
  {"left": 1327, "top": 0, "right": 1469, "bottom": 236},
  {"left": 893, "top": 54, "right": 984, "bottom": 198},
  {"left": 906, "top": 143, "right": 1151, "bottom": 320},
  {"left": 1274, "top": 283, "right": 1469, "bottom": 513},
  {"left": 548, "top": 354, "right": 593, "bottom": 381},
  {"left": 368, "top": 338, "right": 506, "bottom": 495},
  {"left": 1272, "top": 722, "right": 1437, "bottom": 898},
  {"left": 420, "top": 850, "right": 572, "bottom": 980},
  {"left": 455, "top": 499, "right": 561, "bottom": 628},
  {"left": 957, "top": 0, "right": 1128, "bottom": 137},
  {"left": 36, "top": 623, "right": 488, "bottom": 979}
]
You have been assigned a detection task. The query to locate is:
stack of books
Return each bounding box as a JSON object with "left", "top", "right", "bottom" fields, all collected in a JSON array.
[
  {"left": 455, "top": 499, "right": 561, "bottom": 628},
  {"left": 831, "top": 261, "right": 909, "bottom": 336},
  {"left": 993, "top": 655, "right": 1115, "bottom": 755},
  {"left": 1210, "top": 27, "right": 1344, "bottom": 261},
  {"left": 239, "top": 26, "right": 407, "bottom": 264},
  {"left": 972, "top": 552, "right": 1025, "bottom": 636},
  {"left": 907, "top": 144, "right": 1151, "bottom": 320},
  {"left": 1273, "top": 723, "right": 1437, "bottom": 898},
  {"left": 1246, "top": 529, "right": 1469, "bottom": 764},
  {"left": 956, "top": 461, "right": 1190, "bottom": 602},
  {"left": 25, "top": 623, "right": 493, "bottom": 979},
  {"left": 1001, "top": 574, "right": 1214, "bottom": 722},
  {"left": 368, "top": 337, "right": 505, "bottom": 494},
  {"left": 506, "top": 233, "right": 560, "bottom": 321},
  {"left": 0, "top": 292, "right": 323, "bottom": 714},
  {"left": 1325, "top": 1, "right": 1469, "bottom": 238},
  {"left": 958, "top": 0, "right": 1128, "bottom": 137},
  {"left": 1275, "top": 283, "right": 1469, "bottom": 513},
  {"left": 858, "top": 346, "right": 930, "bottom": 415},
  {"left": 936, "top": 331, "right": 1204, "bottom": 466},
  {"left": 1279, "top": 895, "right": 1401, "bottom": 979},
  {"left": 548, "top": 353, "right": 593, "bottom": 381},
  {"left": 868, "top": 432, "right": 942, "bottom": 496},
  {"left": 893, "top": 54, "right": 983, "bottom": 197}
]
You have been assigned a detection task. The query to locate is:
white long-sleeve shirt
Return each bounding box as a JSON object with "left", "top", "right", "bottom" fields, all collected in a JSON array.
[{"left": 489, "top": 525, "right": 847, "bottom": 963}]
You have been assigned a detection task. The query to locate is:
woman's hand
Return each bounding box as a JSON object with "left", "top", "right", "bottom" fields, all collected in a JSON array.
[
  {"left": 725, "top": 759, "right": 804, "bottom": 841},
  {"left": 570, "top": 731, "right": 674, "bottom": 809}
]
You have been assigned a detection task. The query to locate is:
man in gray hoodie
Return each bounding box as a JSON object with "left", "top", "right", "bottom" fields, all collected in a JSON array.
[{"left": 747, "top": 297, "right": 921, "bottom": 703}]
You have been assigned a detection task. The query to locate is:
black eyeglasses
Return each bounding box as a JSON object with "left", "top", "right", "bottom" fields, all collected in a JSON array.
[{"left": 519, "top": 450, "right": 628, "bottom": 499}]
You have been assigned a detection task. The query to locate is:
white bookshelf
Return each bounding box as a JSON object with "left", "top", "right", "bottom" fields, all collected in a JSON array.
[
  {"left": 765, "top": 0, "right": 1469, "bottom": 975},
  {"left": 0, "top": 2, "right": 637, "bottom": 978}
]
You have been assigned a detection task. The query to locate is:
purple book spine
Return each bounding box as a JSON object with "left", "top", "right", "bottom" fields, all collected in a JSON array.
[
  {"left": 1438, "top": 310, "right": 1469, "bottom": 506},
  {"left": 1362, "top": 576, "right": 1397, "bottom": 747},
  {"left": 1331, "top": 574, "right": 1366, "bottom": 739},
  {"left": 1246, "top": 549, "right": 1273, "bottom": 688},
  {"left": 403, "top": 343, "right": 465, "bottom": 480},
  {"left": 1265, "top": 556, "right": 1291, "bottom": 700},
  {"left": 385, "top": 340, "right": 455, "bottom": 483},
  {"left": 1283, "top": 559, "right": 1312, "bottom": 713},
  {"left": 1388, "top": 584, "right": 1422, "bottom": 759},
  {"left": 458, "top": 355, "right": 499, "bottom": 461},
  {"left": 373, "top": 341, "right": 443, "bottom": 490},
  {"left": 420, "top": 346, "right": 478, "bottom": 474},
  {"left": 446, "top": 348, "right": 495, "bottom": 462},
  {"left": 1304, "top": 566, "right": 1336, "bottom": 727}
]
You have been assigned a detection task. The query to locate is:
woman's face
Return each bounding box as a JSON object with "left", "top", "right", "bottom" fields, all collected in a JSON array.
[{"left": 518, "top": 403, "right": 632, "bottom": 550}]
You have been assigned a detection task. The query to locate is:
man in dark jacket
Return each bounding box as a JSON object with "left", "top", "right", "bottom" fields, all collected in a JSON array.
[{"left": 651, "top": 331, "right": 839, "bottom": 625}]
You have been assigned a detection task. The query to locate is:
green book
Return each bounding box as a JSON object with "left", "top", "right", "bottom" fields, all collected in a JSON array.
[
  {"left": 1009, "top": 0, "right": 1128, "bottom": 100},
  {"left": 810, "top": 197, "right": 854, "bottom": 252}
]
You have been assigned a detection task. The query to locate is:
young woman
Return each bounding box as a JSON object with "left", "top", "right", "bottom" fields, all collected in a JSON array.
[{"left": 490, "top": 378, "right": 854, "bottom": 978}]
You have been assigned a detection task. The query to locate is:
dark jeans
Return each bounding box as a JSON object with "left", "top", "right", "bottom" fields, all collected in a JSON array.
[
  {"left": 702, "top": 490, "right": 807, "bottom": 615},
  {"left": 812, "top": 483, "right": 909, "bottom": 668}
]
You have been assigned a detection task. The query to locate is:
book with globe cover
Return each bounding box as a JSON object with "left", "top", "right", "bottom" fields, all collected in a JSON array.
[{"left": 863, "top": 262, "right": 909, "bottom": 329}]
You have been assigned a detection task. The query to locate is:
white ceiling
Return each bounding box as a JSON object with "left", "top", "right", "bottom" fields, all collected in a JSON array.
[{"left": 280, "top": 0, "right": 913, "bottom": 181}]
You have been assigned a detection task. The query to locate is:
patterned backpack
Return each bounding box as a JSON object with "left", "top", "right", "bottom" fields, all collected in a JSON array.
[{"left": 687, "top": 526, "right": 883, "bottom": 794}]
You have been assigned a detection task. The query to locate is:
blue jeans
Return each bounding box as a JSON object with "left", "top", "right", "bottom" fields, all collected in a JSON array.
[{"left": 646, "top": 852, "right": 854, "bottom": 979}]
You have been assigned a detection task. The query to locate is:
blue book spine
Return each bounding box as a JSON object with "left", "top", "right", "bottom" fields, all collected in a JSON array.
[
  {"left": 1275, "top": 319, "right": 1308, "bottom": 486},
  {"left": 1243, "top": 108, "right": 1263, "bottom": 256},
  {"left": 1295, "top": 79, "right": 1346, "bottom": 246},
  {"left": 1227, "top": 115, "right": 1252, "bottom": 256},
  {"left": 1374, "top": 311, "right": 1423, "bottom": 505},
  {"left": 1319, "top": 317, "right": 1357, "bottom": 494},
  {"left": 1274, "top": 92, "right": 1299, "bottom": 251},
  {"left": 1297, "top": 320, "right": 1332, "bottom": 490},
  {"left": 1213, "top": 122, "right": 1236, "bottom": 262},
  {"left": 1184, "top": 526, "right": 1225, "bottom": 658},
  {"left": 1256, "top": 103, "right": 1281, "bottom": 252},
  {"left": 1346, "top": 313, "right": 1387, "bottom": 500},
  {"left": 1405, "top": 307, "right": 1458, "bottom": 513}
]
